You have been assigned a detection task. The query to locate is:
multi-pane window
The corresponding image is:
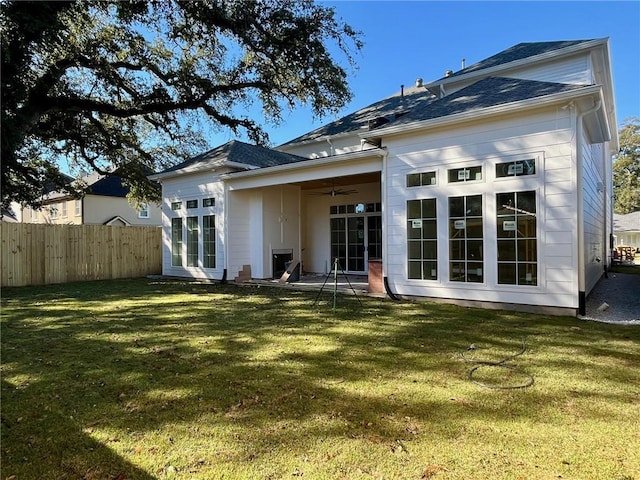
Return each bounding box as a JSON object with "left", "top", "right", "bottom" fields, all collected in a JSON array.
[
  {"left": 448, "top": 166, "right": 482, "bottom": 183},
  {"left": 75, "top": 199, "right": 81, "bottom": 217},
  {"left": 203, "top": 198, "right": 215, "bottom": 207},
  {"left": 496, "top": 191, "right": 537, "bottom": 285},
  {"left": 186, "top": 216, "right": 199, "bottom": 267},
  {"left": 407, "top": 171, "right": 437, "bottom": 187},
  {"left": 330, "top": 217, "right": 346, "bottom": 270},
  {"left": 329, "top": 203, "right": 381, "bottom": 215},
  {"left": 61, "top": 202, "right": 67, "bottom": 218},
  {"left": 171, "top": 201, "right": 182, "bottom": 210},
  {"left": 138, "top": 203, "right": 149, "bottom": 218},
  {"left": 449, "top": 195, "right": 483, "bottom": 283},
  {"left": 203, "top": 215, "right": 216, "bottom": 268},
  {"left": 171, "top": 218, "right": 183, "bottom": 266},
  {"left": 496, "top": 159, "right": 536, "bottom": 178},
  {"left": 407, "top": 199, "right": 437, "bottom": 280},
  {"left": 186, "top": 200, "right": 198, "bottom": 209}
]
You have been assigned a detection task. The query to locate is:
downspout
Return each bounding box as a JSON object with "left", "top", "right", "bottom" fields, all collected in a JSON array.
[
  {"left": 381, "top": 147, "right": 400, "bottom": 301},
  {"left": 326, "top": 137, "right": 334, "bottom": 156},
  {"left": 576, "top": 98, "right": 602, "bottom": 315},
  {"left": 221, "top": 182, "right": 229, "bottom": 283}
]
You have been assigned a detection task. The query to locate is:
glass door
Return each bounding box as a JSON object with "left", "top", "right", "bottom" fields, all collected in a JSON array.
[
  {"left": 330, "top": 214, "right": 382, "bottom": 274},
  {"left": 347, "top": 217, "right": 365, "bottom": 272}
]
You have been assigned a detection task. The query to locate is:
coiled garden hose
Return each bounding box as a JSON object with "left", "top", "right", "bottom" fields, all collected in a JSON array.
[{"left": 461, "top": 336, "right": 534, "bottom": 389}]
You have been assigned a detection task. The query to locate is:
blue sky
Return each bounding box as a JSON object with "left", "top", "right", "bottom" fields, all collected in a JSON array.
[{"left": 228, "top": 0, "right": 640, "bottom": 148}]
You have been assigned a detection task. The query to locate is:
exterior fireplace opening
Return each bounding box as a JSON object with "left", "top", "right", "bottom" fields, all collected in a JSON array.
[{"left": 272, "top": 249, "right": 293, "bottom": 279}]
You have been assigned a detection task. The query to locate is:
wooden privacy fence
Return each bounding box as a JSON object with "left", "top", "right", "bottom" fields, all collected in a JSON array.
[{"left": 1, "top": 223, "right": 162, "bottom": 287}]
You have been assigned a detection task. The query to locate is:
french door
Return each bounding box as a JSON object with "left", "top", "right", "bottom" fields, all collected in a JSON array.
[{"left": 330, "top": 214, "right": 381, "bottom": 273}]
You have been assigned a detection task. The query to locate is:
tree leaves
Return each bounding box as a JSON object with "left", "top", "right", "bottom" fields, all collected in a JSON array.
[
  {"left": 1, "top": 0, "right": 362, "bottom": 208},
  {"left": 613, "top": 117, "right": 640, "bottom": 214}
]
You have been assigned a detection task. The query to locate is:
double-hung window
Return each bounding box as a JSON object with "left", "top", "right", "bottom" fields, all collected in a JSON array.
[{"left": 138, "top": 203, "right": 149, "bottom": 218}]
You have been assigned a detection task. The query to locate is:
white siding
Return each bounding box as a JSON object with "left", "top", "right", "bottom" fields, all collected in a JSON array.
[
  {"left": 506, "top": 54, "right": 592, "bottom": 86},
  {"left": 279, "top": 135, "right": 369, "bottom": 159},
  {"left": 580, "top": 126, "right": 608, "bottom": 295},
  {"left": 160, "top": 174, "right": 225, "bottom": 280},
  {"left": 227, "top": 190, "right": 252, "bottom": 279},
  {"left": 260, "top": 186, "right": 301, "bottom": 278},
  {"left": 439, "top": 53, "right": 593, "bottom": 96},
  {"left": 383, "top": 107, "right": 580, "bottom": 309},
  {"left": 227, "top": 185, "right": 302, "bottom": 280},
  {"left": 302, "top": 181, "right": 381, "bottom": 274}
]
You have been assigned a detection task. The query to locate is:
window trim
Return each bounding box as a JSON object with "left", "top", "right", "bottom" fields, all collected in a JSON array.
[
  {"left": 496, "top": 190, "right": 538, "bottom": 286},
  {"left": 406, "top": 171, "right": 437, "bottom": 188},
  {"left": 171, "top": 217, "right": 183, "bottom": 267},
  {"left": 448, "top": 165, "right": 483, "bottom": 184},
  {"left": 138, "top": 202, "right": 150, "bottom": 219},
  {"left": 406, "top": 198, "right": 438, "bottom": 281},
  {"left": 203, "top": 214, "right": 216, "bottom": 269}
]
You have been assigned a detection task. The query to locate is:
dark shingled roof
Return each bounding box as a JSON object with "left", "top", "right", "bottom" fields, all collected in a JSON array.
[
  {"left": 442, "top": 40, "right": 595, "bottom": 80},
  {"left": 380, "top": 77, "right": 589, "bottom": 127},
  {"left": 88, "top": 174, "right": 129, "bottom": 197},
  {"left": 160, "top": 140, "right": 307, "bottom": 174},
  {"left": 281, "top": 86, "right": 436, "bottom": 145}
]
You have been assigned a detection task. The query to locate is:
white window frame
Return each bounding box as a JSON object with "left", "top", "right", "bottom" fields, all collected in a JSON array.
[{"left": 138, "top": 202, "right": 149, "bottom": 218}]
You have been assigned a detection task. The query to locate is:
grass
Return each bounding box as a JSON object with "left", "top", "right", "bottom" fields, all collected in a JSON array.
[
  {"left": 1, "top": 278, "right": 639, "bottom": 480},
  {"left": 610, "top": 263, "right": 640, "bottom": 275}
]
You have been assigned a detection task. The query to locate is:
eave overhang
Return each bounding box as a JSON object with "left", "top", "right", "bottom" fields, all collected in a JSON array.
[
  {"left": 148, "top": 160, "right": 259, "bottom": 181},
  {"left": 359, "top": 85, "right": 610, "bottom": 144},
  {"left": 222, "top": 148, "right": 386, "bottom": 182}
]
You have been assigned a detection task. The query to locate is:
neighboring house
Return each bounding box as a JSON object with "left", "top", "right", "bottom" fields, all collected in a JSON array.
[
  {"left": 150, "top": 38, "right": 617, "bottom": 316},
  {"left": 16, "top": 173, "right": 161, "bottom": 226},
  {"left": 613, "top": 211, "right": 640, "bottom": 249}
]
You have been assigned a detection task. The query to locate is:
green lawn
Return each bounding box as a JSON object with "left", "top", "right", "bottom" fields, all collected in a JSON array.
[{"left": 1, "top": 279, "right": 638, "bottom": 480}]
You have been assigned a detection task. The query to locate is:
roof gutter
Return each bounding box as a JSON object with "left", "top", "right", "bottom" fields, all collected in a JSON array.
[
  {"left": 277, "top": 130, "right": 363, "bottom": 150},
  {"left": 219, "top": 148, "right": 386, "bottom": 181},
  {"left": 359, "top": 85, "right": 603, "bottom": 140},
  {"left": 149, "top": 160, "right": 259, "bottom": 181}
]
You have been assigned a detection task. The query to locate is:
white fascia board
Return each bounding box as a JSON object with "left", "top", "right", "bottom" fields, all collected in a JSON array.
[
  {"left": 277, "top": 130, "right": 363, "bottom": 151},
  {"left": 360, "top": 85, "right": 603, "bottom": 140},
  {"left": 221, "top": 148, "right": 385, "bottom": 190},
  {"left": 423, "top": 38, "right": 608, "bottom": 90},
  {"left": 148, "top": 160, "right": 257, "bottom": 181},
  {"left": 222, "top": 148, "right": 386, "bottom": 181}
]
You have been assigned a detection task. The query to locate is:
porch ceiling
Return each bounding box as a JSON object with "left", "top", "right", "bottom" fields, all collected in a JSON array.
[{"left": 295, "top": 172, "right": 380, "bottom": 190}]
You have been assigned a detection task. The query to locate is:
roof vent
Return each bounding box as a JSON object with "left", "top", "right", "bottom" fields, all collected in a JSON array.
[
  {"left": 445, "top": 70, "right": 454, "bottom": 77},
  {"left": 461, "top": 58, "right": 466, "bottom": 69},
  {"left": 368, "top": 116, "right": 390, "bottom": 130},
  {"left": 415, "top": 77, "right": 423, "bottom": 87}
]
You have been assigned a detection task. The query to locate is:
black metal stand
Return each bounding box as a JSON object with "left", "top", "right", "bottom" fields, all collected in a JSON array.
[{"left": 313, "top": 258, "right": 363, "bottom": 310}]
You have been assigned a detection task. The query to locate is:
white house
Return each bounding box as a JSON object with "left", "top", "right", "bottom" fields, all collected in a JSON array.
[
  {"left": 613, "top": 211, "right": 640, "bottom": 249},
  {"left": 150, "top": 38, "right": 618, "bottom": 316}
]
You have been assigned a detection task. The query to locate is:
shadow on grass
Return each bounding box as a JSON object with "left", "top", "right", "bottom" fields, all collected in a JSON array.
[{"left": 2, "top": 278, "right": 639, "bottom": 478}]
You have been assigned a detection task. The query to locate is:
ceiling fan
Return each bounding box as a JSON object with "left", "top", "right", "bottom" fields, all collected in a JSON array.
[{"left": 310, "top": 185, "right": 358, "bottom": 196}]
